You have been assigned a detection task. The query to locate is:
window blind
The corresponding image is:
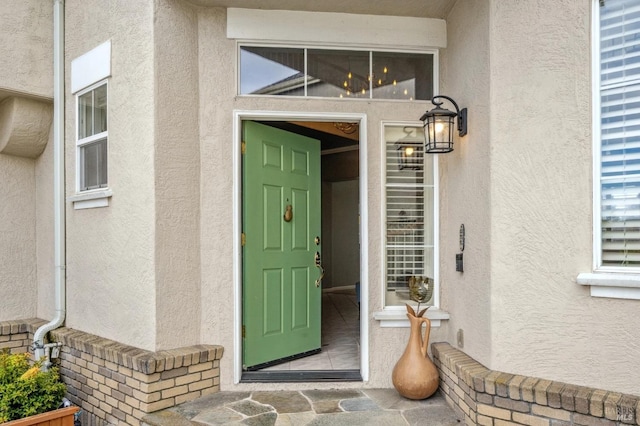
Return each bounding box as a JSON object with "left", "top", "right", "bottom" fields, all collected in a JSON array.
[{"left": 600, "top": 0, "right": 640, "bottom": 266}]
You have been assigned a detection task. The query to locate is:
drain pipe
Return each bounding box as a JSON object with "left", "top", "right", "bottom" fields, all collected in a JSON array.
[{"left": 34, "top": 0, "right": 66, "bottom": 363}]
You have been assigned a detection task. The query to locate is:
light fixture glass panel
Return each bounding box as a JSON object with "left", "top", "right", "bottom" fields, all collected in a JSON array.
[
  {"left": 240, "top": 46, "right": 305, "bottom": 95},
  {"left": 307, "top": 49, "right": 369, "bottom": 98},
  {"left": 435, "top": 118, "right": 452, "bottom": 142}
]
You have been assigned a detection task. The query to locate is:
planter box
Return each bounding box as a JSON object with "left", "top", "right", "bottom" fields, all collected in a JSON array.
[{"left": 3, "top": 407, "right": 79, "bottom": 426}]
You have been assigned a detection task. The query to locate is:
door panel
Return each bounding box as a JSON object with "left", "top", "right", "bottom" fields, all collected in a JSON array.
[
  {"left": 263, "top": 268, "right": 283, "bottom": 335},
  {"left": 292, "top": 188, "right": 309, "bottom": 251},
  {"left": 291, "top": 267, "right": 310, "bottom": 330},
  {"left": 263, "top": 185, "right": 283, "bottom": 250},
  {"left": 243, "top": 121, "right": 322, "bottom": 369},
  {"left": 291, "top": 148, "right": 309, "bottom": 175}
]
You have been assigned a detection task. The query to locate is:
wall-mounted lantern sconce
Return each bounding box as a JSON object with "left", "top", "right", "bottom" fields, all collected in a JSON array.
[
  {"left": 395, "top": 128, "right": 424, "bottom": 170},
  {"left": 420, "top": 95, "right": 468, "bottom": 154}
]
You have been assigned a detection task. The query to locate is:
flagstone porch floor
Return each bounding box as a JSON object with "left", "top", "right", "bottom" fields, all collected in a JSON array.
[{"left": 141, "top": 388, "right": 460, "bottom": 425}]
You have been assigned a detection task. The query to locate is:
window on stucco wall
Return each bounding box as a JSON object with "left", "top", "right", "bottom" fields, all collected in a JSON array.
[
  {"left": 383, "top": 124, "right": 438, "bottom": 308},
  {"left": 597, "top": 0, "right": 640, "bottom": 269},
  {"left": 76, "top": 82, "right": 108, "bottom": 192},
  {"left": 239, "top": 45, "right": 435, "bottom": 101}
]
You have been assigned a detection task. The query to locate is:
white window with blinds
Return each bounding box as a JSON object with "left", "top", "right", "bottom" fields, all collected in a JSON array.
[
  {"left": 383, "top": 124, "right": 438, "bottom": 308},
  {"left": 597, "top": 0, "right": 640, "bottom": 269}
]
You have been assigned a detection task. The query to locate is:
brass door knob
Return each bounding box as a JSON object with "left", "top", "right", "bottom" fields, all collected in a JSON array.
[{"left": 283, "top": 204, "right": 293, "bottom": 222}]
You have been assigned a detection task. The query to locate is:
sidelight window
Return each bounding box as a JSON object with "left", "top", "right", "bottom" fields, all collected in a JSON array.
[{"left": 383, "top": 124, "right": 437, "bottom": 308}]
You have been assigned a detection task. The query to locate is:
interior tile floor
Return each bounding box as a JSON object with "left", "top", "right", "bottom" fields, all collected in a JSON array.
[{"left": 263, "top": 287, "right": 360, "bottom": 371}]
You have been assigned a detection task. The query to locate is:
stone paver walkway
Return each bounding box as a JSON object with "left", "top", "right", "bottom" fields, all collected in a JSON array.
[{"left": 141, "top": 389, "right": 460, "bottom": 426}]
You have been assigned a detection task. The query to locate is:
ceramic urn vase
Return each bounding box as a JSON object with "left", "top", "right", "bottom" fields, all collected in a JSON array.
[{"left": 392, "top": 305, "right": 440, "bottom": 400}]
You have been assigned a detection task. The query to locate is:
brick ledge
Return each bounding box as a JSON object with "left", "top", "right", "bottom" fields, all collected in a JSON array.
[
  {"left": 432, "top": 342, "right": 640, "bottom": 425},
  {"left": 0, "top": 318, "right": 48, "bottom": 335},
  {"left": 0, "top": 318, "right": 224, "bottom": 374}
]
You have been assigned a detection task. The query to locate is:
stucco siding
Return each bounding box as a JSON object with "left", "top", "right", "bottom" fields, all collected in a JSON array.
[
  {"left": 0, "top": 0, "right": 54, "bottom": 328},
  {"left": 439, "top": 0, "right": 493, "bottom": 367},
  {"left": 153, "top": 0, "right": 202, "bottom": 350},
  {"left": 195, "top": 7, "right": 450, "bottom": 389},
  {"left": 0, "top": 0, "right": 52, "bottom": 98},
  {"left": 36, "top": 126, "right": 56, "bottom": 321},
  {"left": 64, "top": 0, "right": 157, "bottom": 351},
  {"left": 11, "top": 0, "right": 635, "bottom": 399},
  {"left": 197, "top": 6, "right": 235, "bottom": 355},
  {"left": 0, "top": 155, "right": 36, "bottom": 321},
  {"left": 488, "top": 0, "right": 640, "bottom": 395}
]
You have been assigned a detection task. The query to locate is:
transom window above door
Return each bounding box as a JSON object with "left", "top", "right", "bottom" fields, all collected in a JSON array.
[{"left": 239, "top": 45, "right": 435, "bottom": 100}]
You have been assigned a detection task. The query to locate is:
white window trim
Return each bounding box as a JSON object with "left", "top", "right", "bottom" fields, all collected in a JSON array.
[
  {"left": 67, "top": 188, "right": 113, "bottom": 210},
  {"left": 72, "top": 80, "right": 110, "bottom": 209},
  {"left": 227, "top": 8, "right": 447, "bottom": 49},
  {"left": 232, "top": 110, "right": 370, "bottom": 384},
  {"left": 373, "top": 309, "right": 450, "bottom": 328},
  {"left": 577, "top": 272, "right": 640, "bottom": 300},
  {"left": 71, "top": 40, "right": 111, "bottom": 94},
  {"left": 580, "top": 0, "right": 640, "bottom": 299},
  {"left": 374, "top": 121, "right": 449, "bottom": 327}
]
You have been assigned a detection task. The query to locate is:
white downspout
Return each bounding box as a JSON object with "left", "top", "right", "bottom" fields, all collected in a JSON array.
[{"left": 34, "top": 0, "right": 65, "bottom": 362}]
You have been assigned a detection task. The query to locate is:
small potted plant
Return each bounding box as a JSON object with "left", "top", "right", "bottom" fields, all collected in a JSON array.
[{"left": 0, "top": 350, "right": 77, "bottom": 424}]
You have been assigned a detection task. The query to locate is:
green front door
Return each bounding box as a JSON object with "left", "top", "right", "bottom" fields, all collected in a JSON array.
[{"left": 242, "top": 121, "right": 322, "bottom": 369}]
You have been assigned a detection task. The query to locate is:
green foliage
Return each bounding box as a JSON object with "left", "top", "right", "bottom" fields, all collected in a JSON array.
[{"left": 0, "top": 350, "right": 66, "bottom": 422}]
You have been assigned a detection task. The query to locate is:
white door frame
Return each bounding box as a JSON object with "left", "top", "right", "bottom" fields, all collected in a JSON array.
[{"left": 232, "top": 110, "right": 369, "bottom": 383}]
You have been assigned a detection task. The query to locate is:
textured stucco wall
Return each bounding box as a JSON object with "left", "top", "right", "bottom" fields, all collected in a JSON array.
[
  {"left": 44, "top": 0, "right": 640, "bottom": 397},
  {"left": 439, "top": 0, "right": 493, "bottom": 368},
  {"left": 36, "top": 127, "right": 56, "bottom": 322},
  {"left": 0, "top": 97, "right": 52, "bottom": 158},
  {"left": 0, "top": 0, "right": 53, "bottom": 323},
  {"left": 0, "top": 0, "right": 52, "bottom": 98},
  {"left": 0, "top": 154, "right": 37, "bottom": 321},
  {"left": 153, "top": 0, "right": 202, "bottom": 350},
  {"left": 64, "top": 0, "right": 157, "bottom": 351},
  {"left": 487, "top": 0, "right": 640, "bottom": 396},
  {"left": 197, "top": 7, "right": 235, "bottom": 370},
  {"left": 196, "top": 7, "right": 449, "bottom": 389},
  {"left": 0, "top": 98, "right": 53, "bottom": 323}
]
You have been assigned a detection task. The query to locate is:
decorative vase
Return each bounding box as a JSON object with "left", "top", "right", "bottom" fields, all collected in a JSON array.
[{"left": 392, "top": 305, "right": 440, "bottom": 400}]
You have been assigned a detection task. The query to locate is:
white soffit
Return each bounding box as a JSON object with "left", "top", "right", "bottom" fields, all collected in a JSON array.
[
  {"left": 71, "top": 40, "right": 111, "bottom": 94},
  {"left": 227, "top": 8, "right": 446, "bottom": 49}
]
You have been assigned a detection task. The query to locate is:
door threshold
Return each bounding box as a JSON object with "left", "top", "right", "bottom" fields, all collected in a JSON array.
[
  {"left": 240, "top": 370, "right": 362, "bottom": 383},
  {"left": 244, "top": 349, "right": 321, "bottom": 371}
]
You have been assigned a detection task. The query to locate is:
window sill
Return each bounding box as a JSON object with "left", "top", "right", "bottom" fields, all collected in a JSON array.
[
  {"left": 373, "top": 308, "right": 450, "bottom": 328},
  {"left": 577, "top": 272, "right": 640, "bottom": 300},
  {"left": 67, "top": 189, "right": 112, "bottom": 210}
]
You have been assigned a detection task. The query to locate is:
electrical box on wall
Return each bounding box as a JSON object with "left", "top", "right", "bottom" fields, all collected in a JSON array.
[{"left": 456, "top": 253, "right": 463, "bottom": 272}]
